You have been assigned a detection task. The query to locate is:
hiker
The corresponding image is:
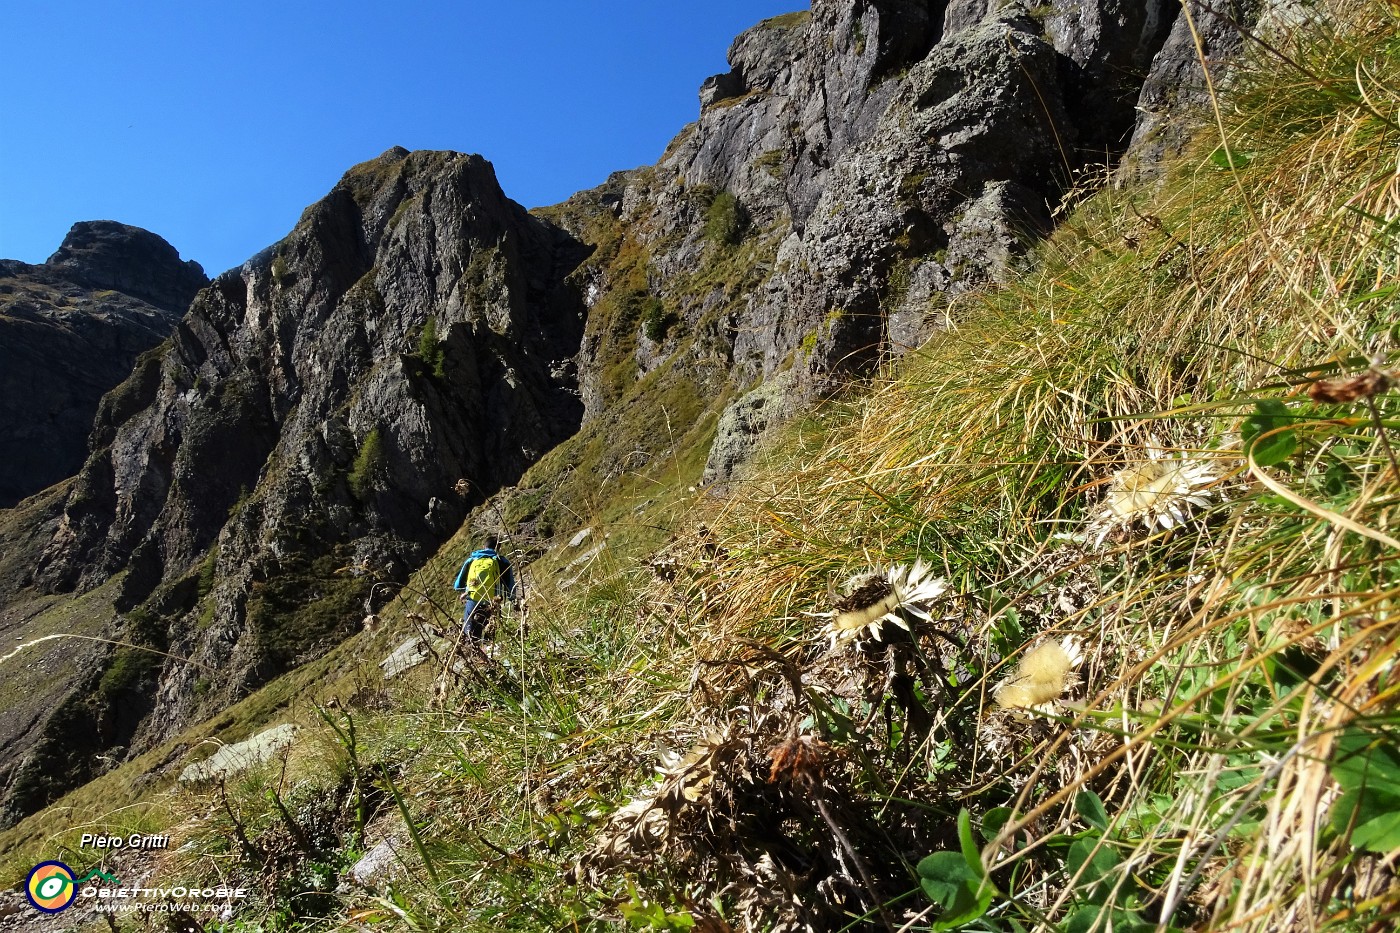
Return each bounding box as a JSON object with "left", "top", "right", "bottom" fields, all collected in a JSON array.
[{"left": 453, "top": 534, "right": 517, "bottom": 642}]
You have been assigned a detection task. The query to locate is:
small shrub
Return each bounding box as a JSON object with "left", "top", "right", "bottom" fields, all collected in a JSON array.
[
  {"left": 641, "top": 298, "right": 678, "bottom": 343},
  {"left": 270, "top": 255, "right": 292, "bottom": 286},
  {"left": 417, "top": 318, "right": 445, "bottom": 379},
  {"left": 348, "top": 428, "right": 384, "bottom": 499},
  {"left": 196, "top": 548, "right": 218, "bottom": 598},
  {"left": 703, "top": 191, "right": 747, "bottom": 246},
  {"left": 246, "top": 550, "right": 371, "bottom": 671},
  {"left": 98, "top": 648, "right": 160, "bottom": 701},
  {"left": 124, "top": 607, "right": 165, "bottom": 646},
  {"left": 228, "top": 485, "right": 251, "bottom": 519}
]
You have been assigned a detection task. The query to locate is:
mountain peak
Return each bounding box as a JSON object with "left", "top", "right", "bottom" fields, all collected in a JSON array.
[{"left": 45, "top": 220, "right": 208, "bottom": 313}]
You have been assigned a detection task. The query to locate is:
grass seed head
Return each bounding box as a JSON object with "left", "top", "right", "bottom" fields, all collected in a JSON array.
[{"left": 1307, "top": 369, "right": 1392, "bottom": 403}]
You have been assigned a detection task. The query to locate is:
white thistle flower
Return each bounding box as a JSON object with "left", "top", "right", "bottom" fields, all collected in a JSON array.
[
  {"left": 1091, "top": 449, "right": 1217, "bottom": 546},
  {"left": 823, "top": 561, "right": 947, "bottom": 646}
]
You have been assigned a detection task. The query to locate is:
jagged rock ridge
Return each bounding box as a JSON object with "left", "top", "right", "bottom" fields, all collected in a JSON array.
[{"left": 543, "top": 0, "right": 1211, "bottom": 484}]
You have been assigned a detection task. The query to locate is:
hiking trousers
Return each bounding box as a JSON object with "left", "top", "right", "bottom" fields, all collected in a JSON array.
[{"left": 462, "top": 598, "right": 490, "bottom": 641}]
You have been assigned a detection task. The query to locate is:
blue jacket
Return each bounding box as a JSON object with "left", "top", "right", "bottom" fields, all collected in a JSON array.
[{"left": 453, "top": 548, "right": 517, "bottom": 600}]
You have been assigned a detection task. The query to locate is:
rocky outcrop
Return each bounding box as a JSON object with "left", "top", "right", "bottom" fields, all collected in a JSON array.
[
  {"left": 747, "top": 10, "right": 1076, "bottom": 389},
  {"left": 1043, "top": 1, "right": 1179, "bottom": 153},
  {"left": 45, "top": 220, "right": 208, "bottom": 313},
  {"left": 572, "top": 0, "right": 1275, "bottom": 483},
  {"left": 554, "top": 1, "right": 1189, "bottom": 483},
  {"left": 0, "top": 223, "right": 207, "bottom": 508},
  {"left": 702, "top": 369, "right": 798, "bottom": 487},
  {"left": 1123, "top": 0, "right": 1265, "bottom": 179}
]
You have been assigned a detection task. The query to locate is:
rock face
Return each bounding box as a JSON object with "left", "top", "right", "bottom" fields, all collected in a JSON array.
[
  {"left": 0, "top": 222, "right": 207, "bottom": 507},
  {"left": 1123, "top": 0, "right": 1265, "bottom": 179},
  {"left": 542, "top": 1, "right": 1192, "bottom": 484},
  {"left": 45, "top": 220, "right": 208, "bottom": 313},
  {"left": 38, "top": 150, "right": 584, "bottom": 601},
  {"left": 563, "top": 0, "right": 1274, "bottom": 483}
]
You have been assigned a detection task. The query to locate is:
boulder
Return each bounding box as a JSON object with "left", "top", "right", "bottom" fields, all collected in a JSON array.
[
  {"left": 350, "top": 837, "right": 406, "bottom": 888},
  {"left": 379, "top": 636, "right": 429, "bottom": 679},
  {"left": 178, "top": 724, "right": 298, "bottom": 784},
  {"left": 703, "top": 369, "right": 798, "bottom": 486}
]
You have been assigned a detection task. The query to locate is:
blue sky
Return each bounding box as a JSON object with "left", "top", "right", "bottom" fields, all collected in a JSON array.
[{"left": 2, "top": 1, "right": 805, "bottom": 277}]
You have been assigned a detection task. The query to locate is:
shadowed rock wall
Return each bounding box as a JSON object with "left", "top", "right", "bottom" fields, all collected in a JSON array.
[{"left": 0, "top": 222, "right": 207, "bottom": 507}]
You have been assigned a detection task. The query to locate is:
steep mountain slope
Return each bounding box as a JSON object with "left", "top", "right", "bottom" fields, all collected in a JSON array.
[
  {"left": 0, "top": 0, "right": 1276, "bottom": 832},
  {"left": 0, "top": 149, "right": 588, "bottom": 825},
  {"left": 0, "top": 221, "right": 207, "bottom": 508},
  {"left": 492, "top": 0, "right": 1254, "bottom": 531},
  {"left": 105, "top": 3, "right": 1389, "bottom": 929}
]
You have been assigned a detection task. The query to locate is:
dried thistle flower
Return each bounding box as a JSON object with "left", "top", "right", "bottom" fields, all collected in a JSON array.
[
  {"left": 995, "top": 636, "right": 1084, "bottom": 712},
  {"left": 586, "top": 733, "right": 735, "bottom": 866},
  {"left": 823, "top": 561, "right": 946, "bottom": 646},
  {"left": 655, "top": 732, "right": 732, "bottom": 802},
  {"left": 1091, "top": 450, "right": 1217, "bottom": 546},
  {"left": 767, "top": 734, "right": 827, "bottom": 786},
  {"left": 1307, "top": 370, "right": 1392, "bottom": 404},
  {"left": 647, "top": 555, "right": 680, "bottom": 581}
]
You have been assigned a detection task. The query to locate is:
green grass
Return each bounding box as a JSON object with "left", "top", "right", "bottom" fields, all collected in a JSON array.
[
  {"left": 760, "top": 10, "right": 810, "bottom": 30},
  {"left": 661, "top": 6, "right": 1400, "bottom": 928}
]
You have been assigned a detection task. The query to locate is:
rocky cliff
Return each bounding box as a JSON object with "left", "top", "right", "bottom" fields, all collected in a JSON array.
[
  {"left": 526, "top": 0, "right": 1236, "bottom": 493},
  {"left": 0, "top": 222, "right": 207, "bottom": 508},
  {"left": 0, "top": 0, "right": 1274, "bottom": 825},
  {"left": 685, "top": 0, "right": 1266, "bottom": 479}
]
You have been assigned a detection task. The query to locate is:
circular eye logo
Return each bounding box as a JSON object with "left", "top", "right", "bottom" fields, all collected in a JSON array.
[{"left": 25, "top": 861, "right": 77, "bottom": 913}]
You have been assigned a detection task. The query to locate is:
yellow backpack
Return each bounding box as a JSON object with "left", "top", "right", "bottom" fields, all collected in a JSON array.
[{"left": 464, "top": 555, "right": 502, "bottom": 602}]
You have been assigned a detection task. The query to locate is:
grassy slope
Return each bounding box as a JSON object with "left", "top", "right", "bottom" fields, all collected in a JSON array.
[
  {"left": 670, "top": 6, "right": 1400, "bottom": 928},
  {"left": 5, "top": 5, "right": 1399, "bottom": 931},
  {"left": 0, "top": 628, "right": 387, "bottom": 882}
]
